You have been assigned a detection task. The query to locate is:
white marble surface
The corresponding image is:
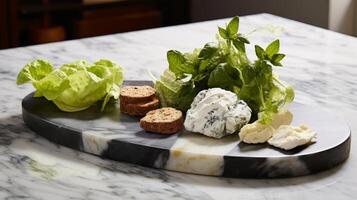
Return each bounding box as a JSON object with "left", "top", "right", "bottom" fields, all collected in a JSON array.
[{"left": 0, "top": 14, "right": 357, "bottom": 199}]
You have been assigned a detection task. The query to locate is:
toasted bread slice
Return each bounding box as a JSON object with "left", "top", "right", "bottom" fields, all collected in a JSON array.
[
  {"left": 120, "top": 85, "right": 156, "bottom": 104},
  {"left": 140, "top": 107, "right": 183, "bottom": 134},
  {"left": 120, "top": 97, "right": 159, "bottom": 116}
]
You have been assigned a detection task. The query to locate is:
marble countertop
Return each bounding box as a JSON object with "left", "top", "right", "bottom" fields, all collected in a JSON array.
[{"left": 0, "top": 14, "right": 357, "bottom": 200}]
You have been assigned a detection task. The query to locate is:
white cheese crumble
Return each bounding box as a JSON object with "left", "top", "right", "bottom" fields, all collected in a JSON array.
[
  {"left": 239, "top": 109, "right": 293, "bottom": 144},
  {"left": 184, "top": 88, "right": 251, "bottom": 138},
  {"left": 268, "top": 125, "right": 317, "bottom": 150},
  {"left": 238, "top": 122, "right": 275, "bottom": 144}
]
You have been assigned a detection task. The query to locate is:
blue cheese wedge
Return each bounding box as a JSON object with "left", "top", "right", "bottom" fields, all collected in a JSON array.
[
  {"left": 268, "top": 125, "right": 317, "bottom": 150},
  {"left": 184, "top": 88, "right": 251, "bottom": 138},
  {"left": 239, "top": 109, "right": 293, "bottom": 144},
  {"left": 224, "top": 101, "right": 252, "bottom": 134}
]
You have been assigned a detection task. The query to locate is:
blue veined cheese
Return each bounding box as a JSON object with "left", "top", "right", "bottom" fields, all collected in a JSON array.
[
  {"left": 184, "top": 88, "right": 251, "bottom": 138},
  {"left": 225, "top": 101, "right": 252, "bottom": 134},
  {"left": 268, "top": 125, "right": 317, "bottom": 150}
]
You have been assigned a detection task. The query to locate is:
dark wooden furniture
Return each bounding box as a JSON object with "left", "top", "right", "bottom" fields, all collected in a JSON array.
[
  {"left": 70, "top": 4, "right": 162, "bottom": 38},
  {"left": 0, "top": 0, "right": 8, "bottom": 48},
  {"left": 1, "top": 0, "right": 337, "bottom": 49},
  {"left": 1, "top": 0, "right": 186, "bottom": 49}
]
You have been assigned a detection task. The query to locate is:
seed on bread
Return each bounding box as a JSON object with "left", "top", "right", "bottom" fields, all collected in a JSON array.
[
  {"left": 120, "top": 85, "right": 156, "bottom": 104},
  {"left": 120, "top": 97, "right": 159, "bottom": 116},
  {"left": 140, "top": 107, "right": 183, "bottom": 134}
]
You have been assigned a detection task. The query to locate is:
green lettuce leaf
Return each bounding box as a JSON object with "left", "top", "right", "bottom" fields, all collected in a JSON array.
[
  {"left": 17, "top": 59, "right": 124, "bottom": 112},
  {"left": 16, "top": 60, "right": 53, "bottom": 84}
]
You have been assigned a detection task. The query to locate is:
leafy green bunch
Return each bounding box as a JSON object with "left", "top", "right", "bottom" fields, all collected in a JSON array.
[
  {"left": 17, "top": 59, "right": 124, "bottom": 112},
  {"left": 155, "top": 16, "right": 294, "bottom": 124}
]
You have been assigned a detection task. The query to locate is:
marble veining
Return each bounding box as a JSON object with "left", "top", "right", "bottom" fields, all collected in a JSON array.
[{"left": 1, "top": 14, "right": 357, "bottom": 199}]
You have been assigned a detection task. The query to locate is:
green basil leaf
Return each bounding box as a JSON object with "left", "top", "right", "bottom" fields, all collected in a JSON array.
[
  {"left": 238, "top": 34, "right": 250, "bottom": 44},
  {"left": 198, "top": 43, "right": 219, "bottom": 59},
  {"left": 255, "top": 45, "right": 267, "bottom": 60},
  {"left": 208, "top": 63, "right": 242, "bottom": 90},
  {"left": 167, "top": 50, "right": 195, "bottom": 75},
  {"left": 265, "top": 39, "right": 280, "bottom": 57},
  {"left": 233, "top": 40, "right": 246, "bottom": 52},
  {"left": 218, "top": 27, "right": 228, "bottom": 39},
  {"left": 227, "top": 16, "right": 239, "bottom": 37},
  {"left": 271, "top": 53, "right": 285, "bottom": 63},
  {"left": 271, "top": 61, "right": 283, "bottom": 66}
]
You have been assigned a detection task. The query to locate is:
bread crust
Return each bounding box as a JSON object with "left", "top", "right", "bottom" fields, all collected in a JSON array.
[
  {"left": 140, "top": 107, "right": 184, "bottom": 134},
  {"left": 120, "top": 97, "right": 159, "bottom": 116}
]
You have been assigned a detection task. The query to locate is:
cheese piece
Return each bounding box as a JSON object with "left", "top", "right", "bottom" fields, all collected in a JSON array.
[
  {"left": 238, "top": 122, "right": 275, "bottom": 144},
  {"left": 224, "top": 101, "right": 252, "bottom": 134},
  {"left": 270, "top": 109, "right": 293, "bottom": 129},
  {"left": 184, "top": 88, "right": 251, "bottom": 138},
  {"left": 239, "top": 109, "right": 293, "bottom": 144},
  {"left": 268, "top": 125, "right": 317, "bottom": 150}
]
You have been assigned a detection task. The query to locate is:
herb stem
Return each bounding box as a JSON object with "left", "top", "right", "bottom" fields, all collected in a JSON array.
[{"left": 273, "top": 75, "right": 286, "bottom": 88}]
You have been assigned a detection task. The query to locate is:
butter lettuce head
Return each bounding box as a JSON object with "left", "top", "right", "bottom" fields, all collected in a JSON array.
[{"left": 17, "top": 59, "right": 124, "bottom": 112}]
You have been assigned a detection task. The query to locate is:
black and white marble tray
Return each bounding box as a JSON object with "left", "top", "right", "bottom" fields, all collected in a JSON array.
[{"left": 21, "top": 81, "right": 351, "bottom": 178}]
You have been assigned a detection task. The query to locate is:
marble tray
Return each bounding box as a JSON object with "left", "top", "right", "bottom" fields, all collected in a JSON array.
[{"left": 21, "top": 81, "right": 351, "bottom": 178}]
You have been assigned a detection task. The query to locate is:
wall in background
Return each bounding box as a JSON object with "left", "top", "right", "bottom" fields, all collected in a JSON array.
[
  {"left": 355, "top": 0, "right": 357, "bottom": 36},
  {"left": 189, "top": 0, "right": 357, "bottom": 37},
  {"left": 2, "top": 0, "right": 356, "bottom": 49},
  {"left": 328, "top": 0, "right": 355, "bottom": 35},
  {"left": 189, "top": 0, "right": 330, "bottom": 28}
]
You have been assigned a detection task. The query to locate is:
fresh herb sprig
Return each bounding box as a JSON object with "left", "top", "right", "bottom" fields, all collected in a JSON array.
[{"left": 155, "top": 16, "right": 294, "bottom": 124}]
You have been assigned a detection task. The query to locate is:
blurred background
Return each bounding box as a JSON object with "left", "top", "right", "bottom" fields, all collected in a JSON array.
[{"left": 0, "top": 0, "right": 356, "bottom": 49}]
